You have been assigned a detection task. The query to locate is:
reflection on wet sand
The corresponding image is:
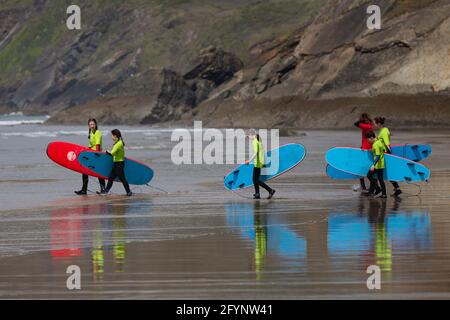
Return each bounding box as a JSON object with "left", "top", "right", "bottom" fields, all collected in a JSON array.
[
  {"left": 226, "top": 202, "right": 307, "bottom": 280},
  {"left": 49, "top": 198, "right": 153, "bottom": 282},
  {"left": 329, "top": 197, "right": 430, "bottom": 277}
]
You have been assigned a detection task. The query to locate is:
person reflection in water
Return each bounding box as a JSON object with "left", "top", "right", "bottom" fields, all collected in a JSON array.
[{"left": 254, "top": 202, "right": 268, "bottom": 281}]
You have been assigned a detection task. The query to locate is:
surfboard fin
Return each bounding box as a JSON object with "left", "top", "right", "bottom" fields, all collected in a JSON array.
[
  {"left": 407, "top": 163, "right": 415, "bottom": 167},
  {"left": 88, "top": 165, "right": 95, "bottom": 169},
  {"left": 82, "top": 156, "right": 88, "bottom": 160},
  {"left": 404, "top": 177, "right": 412, "bottom": 182},
  {"left": 94, "top": 153, "right": 101, "bottom": 157},
  {"left": 238, "top": 183, "right": 245, "bottom": 189},
  {"left": 411, "top": 145, "right": 419, "bottom": 149}
]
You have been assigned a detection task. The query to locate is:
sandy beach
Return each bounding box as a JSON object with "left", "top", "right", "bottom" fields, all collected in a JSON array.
[{"left": 0, "top": 121, "right": 449, "bottom": 299}]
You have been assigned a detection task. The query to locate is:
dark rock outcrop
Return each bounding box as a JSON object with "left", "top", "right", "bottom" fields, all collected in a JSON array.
[
  {"left": 183, "top": 46, "right": 243, "bottom": 104},
  {"left": 48, "top": 68, "right": 196, "bottom": 124}
]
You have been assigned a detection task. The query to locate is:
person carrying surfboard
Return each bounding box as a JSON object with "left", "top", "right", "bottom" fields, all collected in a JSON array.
[
  {"left": 354, "top": 113, "right": 374, "bottom": 192},
  {"left": 374, "top": 117, "right": 402, "bottom": 197},
  {"left": 75, "top": 118, "right": 106, "bottom": 195},
  {"left": 245, "top": 129, "right": 276, "bottom": 200},
  {"left": 97, "top": 129, "right": 132, "bottom": 196},
  {"left": 366, "top": 131, "right": 386, "bottom": 198}
]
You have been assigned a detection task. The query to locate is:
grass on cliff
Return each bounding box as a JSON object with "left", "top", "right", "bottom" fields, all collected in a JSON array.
[{"left": 0, "top": 0, "right": 72, "bottom": 84}]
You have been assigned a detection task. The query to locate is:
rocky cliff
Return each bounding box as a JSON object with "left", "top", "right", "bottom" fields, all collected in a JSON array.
[{"left": 1, "top": 0, "right": 449, "bottom": 128}]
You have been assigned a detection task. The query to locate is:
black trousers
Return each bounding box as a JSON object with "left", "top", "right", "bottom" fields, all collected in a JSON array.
[
  {"left": 82, "top": 174, "right": 105, "bottom": 192},
  {"left": 367, "top": 169, "right": 386, "bottom": 196},
  {"left": 390, "top": 181, "right": 400, "bottom": 189},
  {"left": 253, "top": 167, "right": 272, "bottom": 195},
  {"left": 106, "top": 162, "right": 131, "bottom": 194}
]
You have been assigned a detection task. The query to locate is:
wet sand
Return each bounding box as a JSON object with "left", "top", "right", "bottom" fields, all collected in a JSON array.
[{"left": 0, "top": 125, "right": 450, "bottom": 299}]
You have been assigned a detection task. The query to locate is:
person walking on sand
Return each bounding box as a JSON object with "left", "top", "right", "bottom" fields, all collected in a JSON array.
[
  {"left": 366, "top": 131, "right": 387, "bottom": 199},
  {"left": 354, "top": 113, "right": 374, "bottom": 192},
  {"left": 245, "top": 129, "right": 276, "bottom": 200},
  {"left": 373, "top": 117, "right": 402, "bottom": 197},
  {"left": 75, "top": 118, "right": 106, "bottom": 195},
  {"left": 97, "top": 129, "right": 132, "bottom": 197}
]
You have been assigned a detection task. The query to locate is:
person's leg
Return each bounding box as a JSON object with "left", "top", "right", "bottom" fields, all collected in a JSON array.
[
  {"left": 82, "top": 174, "right": 89, "bottom": 191},
  {"left": 390, "top": 181, "right": 402, "bottom": 196},
  {"left": 258, "top": 180, "right": 272, "bottom": 194},
  {"left": 367, "top": 171, "right": 377, "bottom": 194},
  {"left": 105, "top": 166, "right": 118, "bottom": 192},
  {"left": 376, "top": 169, "right": 387, "bottom": 197},
  {"left": 359, "top": 178, "right": 367, "bottom": 190},
  {"left": 253, "top": 168, "right": 261, "bottom": 197},
  {"left": 116, "top": 162, "right": 131, "bottom": 194},
  {"left": 98, "top": 178, "right": 106, "bottom": 191},
  {"left": 75, "top": 174, "right": 89, "bottom": 195}
]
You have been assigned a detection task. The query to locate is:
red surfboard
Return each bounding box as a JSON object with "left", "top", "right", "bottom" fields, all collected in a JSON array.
[{"left": 47, "top": 141, "right": 106, "bottom": 178}]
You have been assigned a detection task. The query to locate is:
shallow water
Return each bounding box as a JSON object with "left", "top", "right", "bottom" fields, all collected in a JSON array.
[{"left": 0, "top": 122, "right": 449, "bottom": 299}]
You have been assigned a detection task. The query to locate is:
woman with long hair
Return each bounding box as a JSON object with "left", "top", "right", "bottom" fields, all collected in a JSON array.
[
  {"left": 354, "top": 113, "right": 374, "bottom": 192},
  {"left": 373, "top": 117, "right": 402, "bottom": 197},
  {"left": 75, "top": 118, "right": 106, "bottom": 195},
  {"left": 97, "top": 129, "right": 132, "bottom": 196},
  {"left": 246, "top": 129, "right": 276, "bottom": 200}
]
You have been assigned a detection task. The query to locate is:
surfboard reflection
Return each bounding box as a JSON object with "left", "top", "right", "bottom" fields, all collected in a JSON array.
[
  {"left": 328, "top": 198, "right": 431, "bottom": 273},
  {"left": 49, "top": 198, "right": 153, "bottom": 280},
  {"left": 225, "top": 202, "right": 307, "bottom": 279}
]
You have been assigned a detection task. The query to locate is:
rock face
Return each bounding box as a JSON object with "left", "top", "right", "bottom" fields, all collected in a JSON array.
[
  {"left": 184, "top": 0, "right": 450, "bottom": 128},
  {"left": 48, "top": 68, "right": 196, "bottom": 124},
  {"left": 48, "top": 47, "right": 243, "bottom": 124},
  {"left": 0, "top": 0, "right": 322, "bottom": 121},
  {"left": 1, "top": 0, "right": 449, "bottom": 127},
  {"left": 184, "top": 46, "right": 243, "bottom": 104}
]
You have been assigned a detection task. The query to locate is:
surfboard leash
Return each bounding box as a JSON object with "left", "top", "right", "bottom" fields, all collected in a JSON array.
[
  {"left": 403, "top": 181, "right": 422, "bottom": 197},
  {"left": 145, "top": 183, "right": 169, "bottom": 194},
  {"left": 230, "top": 188, "right": 255, "bottom": 199}
]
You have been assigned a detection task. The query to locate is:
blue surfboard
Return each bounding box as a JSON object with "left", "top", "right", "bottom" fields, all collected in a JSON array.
[
  {"left": 391, "top": 144, "right": 432, "bottom": 162},
  {"left": 327, "top": 144, "right": 432, "bottom": 180},
  {"left": 326, "top": 164, "right": 362, "bottom": 180},
  {"left": 326, "top": 147, "right": 430, "bottom": 182},
  {"left": 224, "top": 143, "right": 306, "bottom": 190},
  {"left": 78, "top": 151, "right": 154, "bottom": 185}
]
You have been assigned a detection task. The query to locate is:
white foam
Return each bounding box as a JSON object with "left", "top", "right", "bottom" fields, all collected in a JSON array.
[{"left": 0, "top": 120, "right": 46, "bottom": 126}]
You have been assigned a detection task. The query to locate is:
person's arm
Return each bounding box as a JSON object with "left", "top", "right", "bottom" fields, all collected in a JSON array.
[
  {"left": 370, "top": 147, "right": 382, "bottom": 171},
  {"left": 246, "top": 153, "right": 256, "bottom": 164},
  {"left": 358, "top": 122, "right": 372, "bottom": 130},
  {"left": 354, "top": 120, "right": 361, "bottom": 128},
  {"left": 95, "top": 132, "right": 101, "bottom": 151},
  {"left": 109, "top": 142, "right": 120, "bottom": 156},
  {"left": 246, "top": 140, "right": 258, "bottom": 164}
]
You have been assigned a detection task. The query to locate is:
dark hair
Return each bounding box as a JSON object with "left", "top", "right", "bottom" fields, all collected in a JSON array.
[
  {"left": 88, "top": 118, "right": 98, "bottom": 139},
  {"left": 374, "top": 117, "right": 385, "bottom": 125},
  {"left": 360, "top": 113, "right": 372, "bottom": 123},
  {"left": 255, "top": 134, "right": 261, "bottom": 142},
  {"left": 111, "top": 129, "right": 125, "bottom": 146},
  {"left": 365, "top": 131, "right": 376, "bottom": 139}
]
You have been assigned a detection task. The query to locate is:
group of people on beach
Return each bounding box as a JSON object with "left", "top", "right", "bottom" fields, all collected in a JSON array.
[
  {"left": 74, "top": 118, "right": 132, "bottom": 197},
  {"left": 74, "top": 115, "right": 401, "bottom": 200},
  {"left": 354, "top": 113, "right": 402, "bottom": 199}
]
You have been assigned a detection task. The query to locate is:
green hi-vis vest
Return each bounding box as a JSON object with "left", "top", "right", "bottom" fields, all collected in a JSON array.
[
  {"left": 372, "top": 139, "right": 386, "bottom": 170},
  {"left": 377, "top": 127, "right": 391, "bottom": 149},
  {"left": 111, "top": 140, "right": 125, "bottom": 162},
  {"left": 253, "top": 138, "right": 265, "bottom": 169},
  {"left": 89, "top": 130, "right": 102, "bottom": 151}
]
